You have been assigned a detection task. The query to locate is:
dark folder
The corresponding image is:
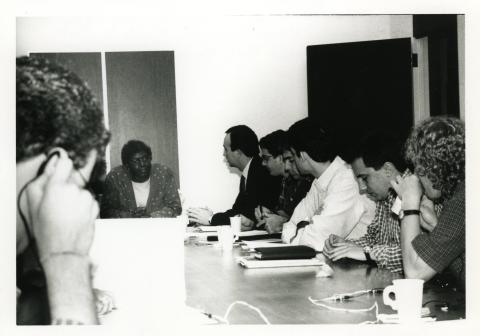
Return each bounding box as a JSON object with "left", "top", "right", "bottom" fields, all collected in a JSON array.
[
  {"left": 206, "top": 233, "right": 282, "bottom": 242},
  {"left": 253, "top": 245, "right": 317, "bottom": 260}
]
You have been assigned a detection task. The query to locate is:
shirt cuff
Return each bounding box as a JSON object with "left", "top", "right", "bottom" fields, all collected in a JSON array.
[{"left": 281, "top": 222, "right": 296, "bottom": 243}]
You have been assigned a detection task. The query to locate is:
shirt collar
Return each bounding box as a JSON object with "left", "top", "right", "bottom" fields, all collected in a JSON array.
[
  {"left": 401, "top": 168, "right": 411, "bottom": 178},
  {"left": 131, "top": 178, "right": 151, "bottom": 186},
  {"left": 316, "top": 156, "right": 345, "bottom": 189},
  {"left": 242, "top": 158, "right": 253, "bottom": 181},
  {"left": 385, "top": 168, "right": 411, "bottom": 205}
]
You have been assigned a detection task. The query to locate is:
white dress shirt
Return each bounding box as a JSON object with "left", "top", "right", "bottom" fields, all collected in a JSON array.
[
  {"left": 281, "top": 156, "right": 372, "bottom": 251},
  {"left": 242, "top": 158, "right": 252, "bottom": 183},
  {"left": 348, "top": 193, "right": 376, "bottom": 239}
]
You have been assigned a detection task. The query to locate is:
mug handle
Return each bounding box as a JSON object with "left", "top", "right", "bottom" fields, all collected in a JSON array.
[{"left": 383, "top": 285, "right": 398, "bottom": 310}]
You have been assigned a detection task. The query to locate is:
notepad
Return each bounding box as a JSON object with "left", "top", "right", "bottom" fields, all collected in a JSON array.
[{"left": 237, "top": 257, "right": 324, "bottom": 269}]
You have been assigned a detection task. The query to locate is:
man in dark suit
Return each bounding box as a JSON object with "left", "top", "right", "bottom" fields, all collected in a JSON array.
[{"left": 188, "top": 125, "right": 281, "bottom": 230}]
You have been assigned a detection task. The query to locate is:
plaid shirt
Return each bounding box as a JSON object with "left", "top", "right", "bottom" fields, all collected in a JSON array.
[{"left": 349, "top": 190, "right": 404, "bottom": 273}]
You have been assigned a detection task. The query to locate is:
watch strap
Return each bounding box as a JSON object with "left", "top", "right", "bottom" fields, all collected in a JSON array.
[
  {"left": 403, "top": 209, "right": 420, "bottom": 217},
  {"left": 364, "top": 251, "right": 372, "bottom": 262},
  {"left": 363, "top": 247, "right": 375, "bottom": 264}
]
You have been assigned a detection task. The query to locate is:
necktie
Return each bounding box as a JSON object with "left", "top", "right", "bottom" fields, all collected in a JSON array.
[{"left": 240, "top": 175, "right": 246, "bottom": 194}]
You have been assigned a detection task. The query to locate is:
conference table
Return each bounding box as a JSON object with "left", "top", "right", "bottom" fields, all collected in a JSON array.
[
  {"left": 184, "top": 239, "right": 465, "bottom": 325},
  {"left": 18, "top": 218, "right": 465, "bottom": 327}
]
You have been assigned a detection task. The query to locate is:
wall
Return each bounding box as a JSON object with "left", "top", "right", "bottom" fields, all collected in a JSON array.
[
  {"left": 458, "top": 15, "right": 465, "bottom": 121},
  {"left": 16, "top": 15, "right": 413, "bottom": 212},
  {"left": 106, "top": 51, "right": 179, "bottom": 182}
]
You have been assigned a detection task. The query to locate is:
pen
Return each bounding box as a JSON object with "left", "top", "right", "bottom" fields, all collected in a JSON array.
[{"left": 322, "top": 288, "right": 384, "bottom": 301}]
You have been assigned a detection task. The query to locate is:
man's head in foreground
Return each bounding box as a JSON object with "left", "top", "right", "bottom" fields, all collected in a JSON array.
[{"left": 16, "top": 56, "right": 110, "bottom": 254}]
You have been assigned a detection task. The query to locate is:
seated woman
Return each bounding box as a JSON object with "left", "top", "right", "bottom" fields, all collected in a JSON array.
[
  {"left": 101, "top": 140, "right": 181, "bottom": 218},
  {"left": 391, "top": 117, "right": 465, "bottom": 290}
]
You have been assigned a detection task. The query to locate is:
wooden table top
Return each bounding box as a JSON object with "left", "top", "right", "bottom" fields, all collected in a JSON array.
[{"left": 184, "top": 242, "right": 465, "bottom": 324}]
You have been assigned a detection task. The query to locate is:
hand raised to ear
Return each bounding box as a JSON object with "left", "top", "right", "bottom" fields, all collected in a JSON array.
[
  {"left": 390, "top": 174, "right": 423, "bottom": 210},
  {"left": 26, "top": 152, "right": 98, "bottom": 263}
]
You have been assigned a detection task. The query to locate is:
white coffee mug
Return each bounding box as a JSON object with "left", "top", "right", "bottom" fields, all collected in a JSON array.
[
  {"left": 217, "top": 226, "right": 234, "bottom": 251},
  {"left": 383, "top": 279, "right": 424, "bottom": 323},
  {"left": 230, "top": 216, "right": 241, "bottom": 240}
]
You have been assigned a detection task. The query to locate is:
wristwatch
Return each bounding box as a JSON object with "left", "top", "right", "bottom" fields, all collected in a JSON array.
[{"left": 398, "top": 209, "right": 421, "bottom": 220}]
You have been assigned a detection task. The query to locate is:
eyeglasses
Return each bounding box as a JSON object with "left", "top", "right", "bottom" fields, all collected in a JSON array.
[{"left": 261, "top": 155, "right": 274, "bottom": 163}]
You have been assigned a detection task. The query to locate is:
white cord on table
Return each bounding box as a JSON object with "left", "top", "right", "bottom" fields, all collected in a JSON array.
[
  {"left": 310, "top": 297, "right": 380, "bottom": 324},
  {"left": 309, "top": 296, "right": 379, "bottom": 314},
  {"left": 199, "top": 300, "right": 271, "bottom": 325},
  {"left": 223, "top": 301, "right": 271, "bottom": 324}
]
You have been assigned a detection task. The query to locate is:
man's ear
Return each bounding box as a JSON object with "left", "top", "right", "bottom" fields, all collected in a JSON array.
[
  {"left": 289, "top": 148, "right": 299, "bottom": 158},
  {"left": 77, "top": 149, "right": 98, "bottom": 181},
  {"left": 382, "top": 162, "right": 395, "bottom": 177},
  {"left": 299, "top": 151, "right": 309, "bottom": 162},
  {"left": 235, "top": 148, "right": 248, "bottom": 160}
]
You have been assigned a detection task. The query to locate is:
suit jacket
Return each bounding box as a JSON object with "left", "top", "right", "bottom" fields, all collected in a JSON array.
[
  {"left": 210, "top": 155, "right": 282, "bottom": 225},
  {"left": 100, "top": 163, "right": 182, "bottom": 218}
]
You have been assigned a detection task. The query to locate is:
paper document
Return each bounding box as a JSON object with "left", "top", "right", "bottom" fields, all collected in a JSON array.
[
  {"left": 186, "top": 228, "right": 270, "bottom": 239},
  {"left": 194, "top": 228, "right": 269, "bottom": 236},
  {"left": 240, "top": 240, "right": 290, "bottom": 250},
  {"left": 196, "top": 226, "right": 218, "bottom": 232},
  {"left": 237, "top": 257, "right": 324, "bottom": 269},
  {"left": 238, "top": 230, "right": 269, "bottom": 237}
]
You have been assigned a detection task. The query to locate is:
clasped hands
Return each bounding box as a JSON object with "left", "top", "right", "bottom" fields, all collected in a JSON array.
[
  {"left": 254, "top": 206, "right": 287, "bottom": 233},
  {"left": 186, "top": 206, "right": 213, "bottom": 225},
  {"left": 322, "top": 234, "right": 366, "bottom": 261}
]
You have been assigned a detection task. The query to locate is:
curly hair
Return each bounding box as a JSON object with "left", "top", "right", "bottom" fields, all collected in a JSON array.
[
  {"left": 405, "top": 116, "right": 465, "bottom": 200},
  {"left": 121, "top": 140, "right": 152, "bottom": 166},
  {"left": 16, "top": 56, "right": 110, "bottom": 168}
]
